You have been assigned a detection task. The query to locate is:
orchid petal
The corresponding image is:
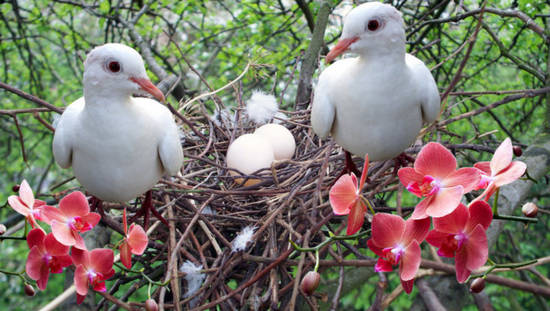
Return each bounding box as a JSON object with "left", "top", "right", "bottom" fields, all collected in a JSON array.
[
  {"left": 79, "top": 213, "right": 101, "bottom": 231},
  {"left": 71, "top": 248, "right": 89, "bottom": 269},
  {"left": 432, "top": 203, "right": 468, "bottom": 234},
  {"left": 74, "top": 265, "right": 89, "bottom": 296},
  {"left": 466, "top": 201, "right": 493, "bottom": 232},
  {"left": 425, "top": 230, "right": 447, "bottom": 248},
  {"left": 37, "top": 264, "right": 50, "bottom": 290},
  {"left": 90, "top": 249, "right": 114, "bottom": 275},
  {"left": 44, "top": 233, "right": 70, "bottom": 256},
  {"left": 455, "top": 246, "right": 471, "bottom": 283},
  {"left": 128, "top": 224, "right": 148, "bottom": 255},
  {"left": 374, "top": 257, "right": 394, "bottom": 272},
  {"left": 367, "top": 239, "right": 384, "bottom": 257},
  {"left": 371, "top": 213, "right": 405, "bottom": 248},
  {"left": 443, "top": 168, "right": 480, "bottom": 193},
  {"left": 59, "top": 191, "right": 89, "bottom": 217},
  {"left": 397, "top": 168, "right": 424, "bottom": 196},
  {"left": 400, "top": 240, "right": 421, "bottom": 281},
  {"left": 425, "top": 186, "right": 464, "bottom": 218},
  {"left": 329, "top": 173, "right": 358, "bottom": 215},
  {"left": 464, "top": 224, "right": 488, "bottom": 271},
  {"left": 493, "top": 161, "right": 526, "bottom": 187},
  {"left": 19, "top": 180, "right": 35, "bottom": 208},
  {"left": 402, "top": 217, "right": 430, "bottom": 246},
  {"left": 51, "top": 221, "right": 76, "bottom": 247},
  {"left": 346, "top": 200, "right": 366, "bottom": 235},
  {"left": 401, "top": 278, "right": 415, "bottom": 294},
  {"left": 414, "top": 143, "right": 457, "bottom": 178},
  {"left": 358, "top": 154, "right": 369, "bottom": 191},
  {"left": 26, "top": 228, "right": 46, "bottom": 250},
  {"left": 490, "top": 138, "right": 513, "bottom": 175},
  {"left": 120, "top": 241, "right": 132, "bottom": 269},
  {"left": 40, "top": 206, "right": 66, "bottom": 224},
  {"left": 473, "top": 162, "right": 491, "bottom": 175},
  {"left": 7, "top": 196, "right": 30, "bottom": 216},
  {"left": 76, "top": 294, "right": 86, "bottom": 305},
  {"left": 72, "top": 231, "right": 87, "bottom": 250},
  {"left": 411, "top": 197, "right": 431, "bottom": 220},
  {"left": 26, "top": 246, "right": 44, "bottom": 281}
]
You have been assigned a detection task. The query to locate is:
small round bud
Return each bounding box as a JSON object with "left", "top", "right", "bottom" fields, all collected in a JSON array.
[
  {"left": 513, "top": 146, "right": 522, "bottom": 157},
  {"left": 469, "top": 278, "right": 485, "bottom": 293},
  {"left": 24, "top": 284, "right": 36, "bottom": 296},
  {"left": 300, "top": 271, "right": 321, "bottom": 296},
  {"left": 145, "top": 299, "right": 158, "bottom": 311},
  {"left": 0, "top": 224, "right": 6, "bottom": 235},
  {"left": 522, "top": 202, "right": 538, "bottom": 218},
  {"left": 12, "top": 184, "right": 20, "bottom": 192}
]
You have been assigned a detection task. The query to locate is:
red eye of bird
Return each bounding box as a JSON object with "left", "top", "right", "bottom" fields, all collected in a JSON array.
[
  {"left": 108, "top": 61, "right": 121, "bottom": 73},
  {"left": 367, "top": 19, "right": 380, "bottom": 31}
]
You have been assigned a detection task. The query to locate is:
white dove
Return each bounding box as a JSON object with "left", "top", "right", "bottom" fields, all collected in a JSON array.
[
  {"left": 53, "top": 43, "right": 183, "bottom": 227},
  {"left": 311, "top": 2, "right": 440, "bottom": 172}
]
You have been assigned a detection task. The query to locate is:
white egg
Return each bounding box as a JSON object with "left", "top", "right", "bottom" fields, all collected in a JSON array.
[
  {"left": 254, "top": 123, "right": 296, "bottom": 160},
  {"left": 226, "top": 134, "right": 274, "bottom": 186}
]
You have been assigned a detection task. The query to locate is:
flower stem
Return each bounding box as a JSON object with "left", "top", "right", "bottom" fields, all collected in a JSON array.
[
  {"left": 289, "top": 230, "right": 371, "bottom": 253},
  {"left": 314, "top": 250, "right": 320, "bottom": 272},
  {"left": 361, "top": 196, "right": 376, "bottom": 216},
  {"left": 493, "top": 214, "right": 538, "bottom": 223},
  {"left": 492, "top": 188, "right": 500, "bottom": 216},
  {"left": 467, "top": 258, "right": 538, "bottom": 282}
]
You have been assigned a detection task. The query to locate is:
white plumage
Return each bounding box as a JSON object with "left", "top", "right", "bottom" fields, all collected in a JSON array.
[
  {"left": 53, "top": 43, "right": 183, "bottom": 202},
  {"left": 311, "top": 2, "right": 440, "bottom": 161}
]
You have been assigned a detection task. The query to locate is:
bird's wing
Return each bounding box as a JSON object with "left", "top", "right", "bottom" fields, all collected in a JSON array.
[
  {"left": 156, "top": 105, "right": 184, "bottom": 175},
  {"left": 52, "top": 98, "right": 84, "bottom": 168},
  {"left": 406, "top": 54, "right": 440, "bottom": 123},
  {"left": 311, "top": 69, "right": 336, "bottom": 139}
]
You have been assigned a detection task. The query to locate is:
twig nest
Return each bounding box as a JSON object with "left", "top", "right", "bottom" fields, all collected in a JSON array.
[
  {"left": 254, "top": 123, "right": 296, "bottom": 160},
  {"left": 226, "top": 134, "right": 274, "bottom": 186}
]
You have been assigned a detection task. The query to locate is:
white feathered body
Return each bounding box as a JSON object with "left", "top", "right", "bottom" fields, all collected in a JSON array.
[
  {"left": 312, "top": 54, "right": 439, "bottom": 161},
  {"left": 53, "top": 96, "right": 183, "bottom": 202}
]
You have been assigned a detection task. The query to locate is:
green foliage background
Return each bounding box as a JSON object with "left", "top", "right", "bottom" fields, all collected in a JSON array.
[{"left": 0, "top": 0, "right": 549, "bottom": 309}]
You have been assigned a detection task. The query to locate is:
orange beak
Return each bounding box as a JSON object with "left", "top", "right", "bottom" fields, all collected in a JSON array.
[
  {"left": 325, "top": 37, "right": 359, "bottom": 64},
  {"left": 129, "top": 77, "right": 165, "bottom": 102}
]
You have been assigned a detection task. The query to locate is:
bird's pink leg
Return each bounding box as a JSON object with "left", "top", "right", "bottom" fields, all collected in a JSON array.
[
  {"left": 89, "top": 196, "right": 105, "bottom": 217},
  {"left": 130, "top": 191, "right": 168, "bottom": 229},
  {"left": 392, "top": 152, "right": 415, "bottom": 175},
  {"left": 333, "top": 151, "right": 362, "bottom": 183}
]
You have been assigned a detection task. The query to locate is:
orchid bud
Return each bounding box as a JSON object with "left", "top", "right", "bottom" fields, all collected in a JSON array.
[
  {"left": 300, "top": 271, "right": 321, "bottom": 296},
  {"left": 522, "top": 202, "right": 538, "bottom": 218},
  {"left": 24, "top": 284, "right": 36, "bottom": 296},
  {"left": 12, "top": 184, "right": 20, "bottom": 192},
  {"left": 513, "top": 146, "right": 522, "bottom": 157},
  {"left": 145, "top": 299, "right": 158, "bottom": 311},
  {"left": 469, "top": 278, "right": 485, "bottom": 293},
  {"left": 0, "top": 224, "right": 6, "bottom": 235}
]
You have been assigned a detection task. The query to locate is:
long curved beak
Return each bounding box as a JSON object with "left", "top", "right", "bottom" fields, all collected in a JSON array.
[
  {"left": 129, "top": 77, "right": 165, "bottom": 102},
  {"left": 325, "top": 37, "right": 359, "bottom": 64}
]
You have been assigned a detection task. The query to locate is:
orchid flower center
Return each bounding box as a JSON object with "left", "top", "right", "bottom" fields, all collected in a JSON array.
[
  {"left": 454, "top": 232, "right": 467, "bottom": 250},
  {"left": 477, "top": 174, "right": 494, "bottom": 189},
  {"left": 42, "top": 253, "right": 53, "bottom": 265},
  {"left": 407, "top": 175, "right": 441, "bottom": 197},
  {"left": 68, "top": 216, "right": 92, "bottom": 232},
  {"left": 382, "top": 244, "right": 405, "bottom": 266}
]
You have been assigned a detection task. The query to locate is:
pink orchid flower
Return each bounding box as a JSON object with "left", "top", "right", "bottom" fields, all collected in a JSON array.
[
  {"left": 8, "top": 180, "right": 47, "bottom": 229},
  {"left": 398, "top": 142, "right": 480, "bottom": 219},
  {"left": 41, "top": 191, "right": 101, "bottom": 250},
  {"left": 72, "top": 248, "right": 115, "bottom": 304},
  {"left": 26, "top": 228, "right": 73, "bottom": 290},
  {"left": 473, "top": 138, "right": 526, "bottom": 202},
  {"left": 120, "top": 209, "right": 148, "bottom": 269},
  {"left": 426, "top": 201, "right": 492, "bottom": 283},
  {"left": 367, "top": 213, "right": 430, "bottom": 293},
  {"left": 329, "top": 155, "right": 369, "bottom": 235}
]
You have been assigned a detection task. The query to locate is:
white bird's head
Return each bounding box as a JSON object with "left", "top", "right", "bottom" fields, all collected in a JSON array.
[
  {"left": 326, "top": 2, "right": 405, "bottom": 63},
  {"left": 83, "top": 43, "right": 165, "bottom": 103}
]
